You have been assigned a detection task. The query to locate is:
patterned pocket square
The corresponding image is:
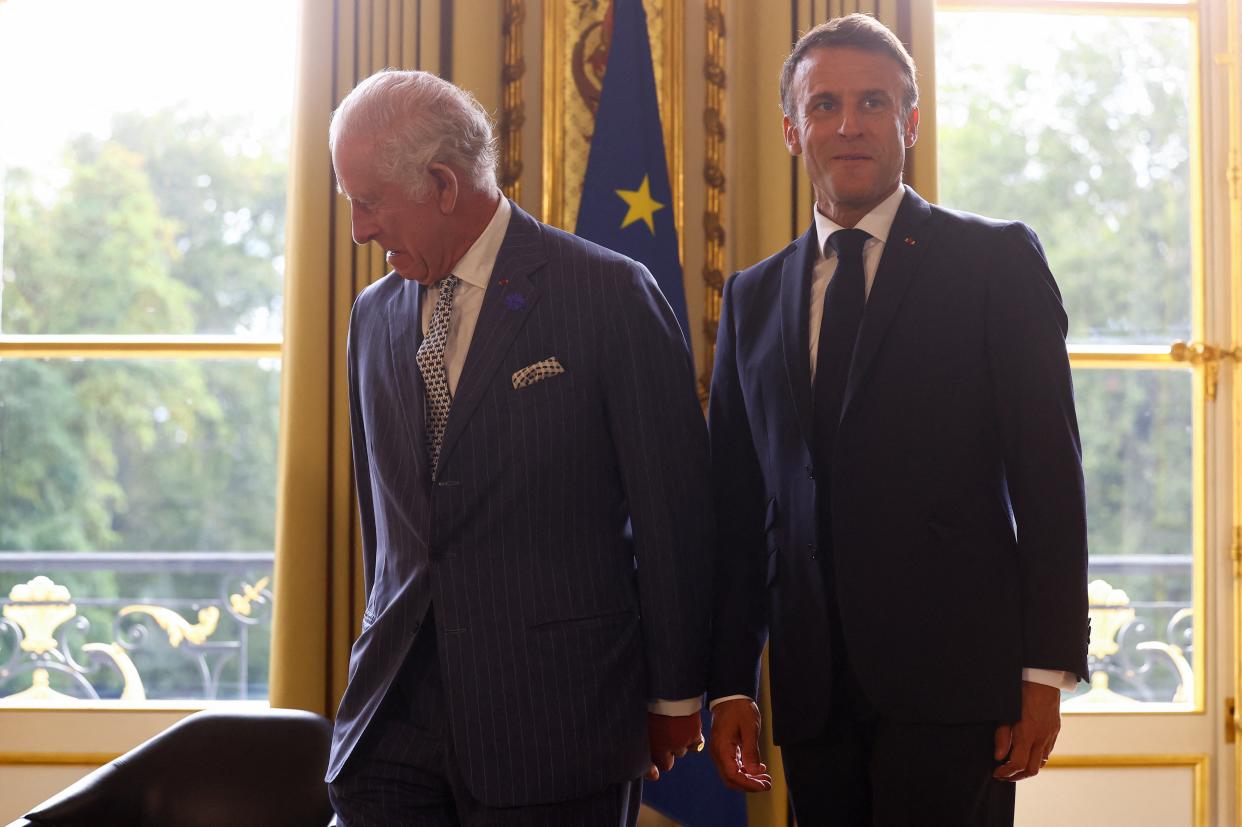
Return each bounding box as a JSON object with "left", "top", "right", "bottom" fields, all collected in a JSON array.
[{"left": 512, "top": 357, "right": 565, "bottom": 389}]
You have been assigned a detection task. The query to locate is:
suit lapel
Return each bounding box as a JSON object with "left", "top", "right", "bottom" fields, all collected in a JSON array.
[
  {"left": 436, "top": 203, "right": 548, "bottom": 474},
  {"left": 386, "top": 279, "right": 431, "bottom": 481},
  {"left": 780, "top": 225, "right": 819, "bottom": 452},
  {"left": 841, "top": 186, "right": 934, "bottom": 416}
]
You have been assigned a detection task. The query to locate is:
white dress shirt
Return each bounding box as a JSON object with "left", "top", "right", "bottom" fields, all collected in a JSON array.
[
  {"left": 422, "top": 195, "right": 699, "bottom": 716},
  {"left": 420, "top": 196, "right": 512, "bottom": 392},
  {"left": 710, "top": 186, "right": 1074, "bottom": 711}
]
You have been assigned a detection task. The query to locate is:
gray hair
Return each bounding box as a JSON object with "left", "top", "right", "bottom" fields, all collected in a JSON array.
[
  {"left": 779, "top": 14, "right": 918, "bottom": 119},
  {"left": 330, "top": 69, "right": 499, "bottom": 200}
]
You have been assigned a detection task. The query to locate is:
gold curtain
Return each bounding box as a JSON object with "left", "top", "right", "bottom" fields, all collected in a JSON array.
[{"left": 270, "top": 0, "right": 440, "bottom": 715}]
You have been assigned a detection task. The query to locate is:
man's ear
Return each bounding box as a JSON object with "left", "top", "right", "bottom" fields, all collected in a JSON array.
[
  {"left": 428, "top": 162, "right": 460, "bottom": 213},
  {"left": 904, "top": 106, "right": 920, "bottom": 148},
  {"left": 783, "top": 114, "right": 802, "bottom": 156}
]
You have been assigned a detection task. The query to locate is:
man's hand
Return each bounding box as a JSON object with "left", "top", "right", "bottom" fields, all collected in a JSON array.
[
  {"left": 645, "top": 711, "right": 704, "bottom": 781},
  {"left": 993, "top": 680, "right": 1062, "bottom": 781},
  {"left": 708, "top": 698, "right": 773, "bottom": 792}
]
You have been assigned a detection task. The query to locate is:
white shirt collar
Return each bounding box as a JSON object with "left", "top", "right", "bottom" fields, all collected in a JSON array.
[
  {"left": 446, "top": 194, "right": 512, "bottom": 290},
  {"left": 813, "top": 184, "right": 906, "bottom": 256}
]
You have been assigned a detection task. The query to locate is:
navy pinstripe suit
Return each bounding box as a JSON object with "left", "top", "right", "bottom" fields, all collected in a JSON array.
[{"left": 327, "top": 202, "right": 713, "bottom": 811}]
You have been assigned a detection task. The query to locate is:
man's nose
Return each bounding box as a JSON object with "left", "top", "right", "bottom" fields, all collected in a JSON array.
[
  {"left": 837, "top": 107, "right": 862, "bottom": 136},
  {"left": 351, "top": 202, "right": 377, "bottom": 245}
]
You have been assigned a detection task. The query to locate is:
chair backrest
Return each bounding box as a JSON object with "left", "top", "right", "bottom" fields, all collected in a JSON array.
[{"left": 17, "top": 708, "right": 334, "bottom": 827}]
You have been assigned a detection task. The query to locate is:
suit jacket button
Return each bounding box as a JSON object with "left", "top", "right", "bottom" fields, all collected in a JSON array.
[
  {"left": 807, "top": 543, "right": 816, "bottom": 559},
  {"left": 806, "top": 466, "right": 815, "bottom": 480}
]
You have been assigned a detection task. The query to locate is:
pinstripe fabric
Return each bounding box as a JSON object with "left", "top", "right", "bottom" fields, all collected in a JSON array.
[{"left": 328, "top": 202, "right": 714, "bottom": 810}]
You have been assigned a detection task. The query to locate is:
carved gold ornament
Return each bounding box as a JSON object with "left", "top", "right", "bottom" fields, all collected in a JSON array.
[
  {"left": 119, "top": 605, "right": 220, "bottom": 647},
  {"left": 3, "top": 576, "right": 76, "bottom": 654},
  {"left": 229, "top": 577, "right": 271, "bottom": 617},
  {"left": 82, "top": 643, "right": 146, "bottom": 701},
  {"left": 0, "top": 668, "right": 74, "bottom": 704},
  {"left": 1065, "top": 579, "right": 1194, "bottom": 709},
  {"left": 1087, "top": 578, "right": 1135, "bottom": 659}
]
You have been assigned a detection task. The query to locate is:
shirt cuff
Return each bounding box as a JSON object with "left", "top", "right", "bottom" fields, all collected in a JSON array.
[
  {"left": 708, "top": 694, "right": 753, "bottom": 711},
  {"left": 648, "top": 697, "right": 703, "bottom": 716},
  {"left": 1023, "top": 668, "right": 1079, "bottom": 691}
]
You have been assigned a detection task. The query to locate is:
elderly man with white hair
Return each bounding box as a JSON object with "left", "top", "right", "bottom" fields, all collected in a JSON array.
[{"left": 324, "top": 69, "right": 714, "bottom": 826}]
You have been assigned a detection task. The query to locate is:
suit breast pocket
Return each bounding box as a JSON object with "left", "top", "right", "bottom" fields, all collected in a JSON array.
[{"left": 509, "top": 365, "right": 576, "bottom": 410}]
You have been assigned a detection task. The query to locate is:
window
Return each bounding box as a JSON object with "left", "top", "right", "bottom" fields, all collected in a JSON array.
[
  {"left": 0, "top": 0, "right": 297, "bottom": 703},
  {"left": 936, "top": 3, "right": 1202, "bottom": 711}
]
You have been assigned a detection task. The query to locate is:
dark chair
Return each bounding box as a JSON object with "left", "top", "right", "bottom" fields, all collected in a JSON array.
[{"left": 9, "top": 708, "right": 334, "bottom": 827}]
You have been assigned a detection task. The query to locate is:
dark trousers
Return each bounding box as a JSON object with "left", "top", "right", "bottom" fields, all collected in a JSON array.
[
  {"left": 782, "top": 546, "right": 1016, "bottom": 827},
  {"left": 328, "top": 612, "right": 642, "bottom": 827}
]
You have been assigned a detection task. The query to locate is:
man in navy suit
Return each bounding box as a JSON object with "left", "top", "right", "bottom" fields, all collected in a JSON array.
[
  {"left": 706, "top": 15, "right": 1089, "bottom": 826},
  {"left": 324, "top": 70, "right": 713, "bottom": 826}
]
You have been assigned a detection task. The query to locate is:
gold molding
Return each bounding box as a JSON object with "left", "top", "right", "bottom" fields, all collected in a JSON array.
[
  {"left": 0, "top": 700, "right": 268, "bottom": 713},
  {"left": 0, "top": 752, "right": 119, "bottom": 766},
  {"left": 1043, "top": 754, "right": 1208, "bottom": 827},
  {"left": 938, "top": 0, "right": 1199, "bottom": 17},
  {"left": 0, "top": 335, "right": 282, "bottom": 360},
  {"left": 541, "top": 0, "right": 683, "bottom": 239},
  {"left": 700, "top": 0, "right": 726, "bottom": 401},
  {"left": 500, "top": 0, "right": 526, "bottom": 201},
  {"left": 1225, "top": 0, "right": 1242, "bottom": 816},
  {"left": 1068, "top": 344, "right": 1192, "bottom": 369}
]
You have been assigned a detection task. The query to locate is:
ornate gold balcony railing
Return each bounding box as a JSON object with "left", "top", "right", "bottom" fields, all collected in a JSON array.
[{"left": 0, "top": 551, "right": 273, "bottom": 703}]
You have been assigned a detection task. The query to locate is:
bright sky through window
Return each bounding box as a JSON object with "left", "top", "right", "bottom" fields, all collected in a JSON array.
[{"left": 0, "top": 0, "right": 299, "bottom": 171}]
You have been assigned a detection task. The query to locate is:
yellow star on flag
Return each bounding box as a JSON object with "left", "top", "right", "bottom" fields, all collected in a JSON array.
[{"left": 615, "top": 174, "right": 664, "bottom": 234}]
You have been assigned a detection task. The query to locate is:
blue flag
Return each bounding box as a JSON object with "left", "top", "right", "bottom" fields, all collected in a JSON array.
[
  {"left": 575, "top": 0, "right": 689, "bottom": 337},
  {"left": 576, "top": 2, "right": 746, "bottom": 825}
]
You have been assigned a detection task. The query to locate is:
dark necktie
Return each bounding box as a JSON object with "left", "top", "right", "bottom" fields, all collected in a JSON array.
[
  {"left": 812, "top": 228, "right": 869, "bottom": 469},
  {"left": 416, "top": 274, "right": 460, "bottom": 476}
]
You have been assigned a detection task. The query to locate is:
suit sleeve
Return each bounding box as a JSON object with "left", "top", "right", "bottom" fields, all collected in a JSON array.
[
  {"left": 985, "top": 223, "right": 1089, "bottom": 681},
  {"left": 599, "top": 260, "right": 715, "bottom": 702},
  {"left": 705, "top": 273, "right": 770, "bottom": 701},
  {"left": 346, "top": 299, "right": 379, "bottom": 606}
]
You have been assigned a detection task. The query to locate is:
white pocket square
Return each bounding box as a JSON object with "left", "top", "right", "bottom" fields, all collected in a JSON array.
[{"left": 512, "top": 357, "right": 565, "bottom": 389}]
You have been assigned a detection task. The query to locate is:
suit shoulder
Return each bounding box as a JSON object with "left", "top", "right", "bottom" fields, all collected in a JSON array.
[
  {"left": 929, "top": 203, "right": 1042, "bottom": 247},
  {"left": 348, "top": 272, "right": 405, "bottom": 345},
  {"left": 533, "top": 218, "right": 645, "bottom": 273},
  {"left": 528, "top": 220, "right": 667, "bottom": 312},
  {"left": 351, "top": 271, "right": 403, "bottom": 314},
  {"left": 728, "top": 241, "right": 798, "bottom": 295}
]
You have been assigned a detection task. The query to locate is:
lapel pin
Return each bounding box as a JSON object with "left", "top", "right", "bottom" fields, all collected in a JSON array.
[
  {"left": 904, "top": 237, "right": 917, "bottom": 246},
  {"left": 498, "top": 278, "right": 510, "bottom": 286}
]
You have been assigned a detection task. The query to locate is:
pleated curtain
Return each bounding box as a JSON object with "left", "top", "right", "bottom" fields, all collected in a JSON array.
[{"left": 270, "top": 0, "right": 436, "bottom": 716}]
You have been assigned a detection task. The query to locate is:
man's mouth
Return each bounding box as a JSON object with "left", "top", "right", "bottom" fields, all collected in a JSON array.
[{"left": 833, "top": 154, "right": 872, "bottom": 161}]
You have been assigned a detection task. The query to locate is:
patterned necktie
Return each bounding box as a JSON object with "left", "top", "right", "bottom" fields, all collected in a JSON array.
[
  {"left": 812, "top": 228, "right": 869, "bottom": 468},
  {"left": 416, "top": 274, "right": 460, "bottom": 476}
]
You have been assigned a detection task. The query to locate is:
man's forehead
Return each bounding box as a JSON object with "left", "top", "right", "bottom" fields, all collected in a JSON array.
[
  {"left": 794, "top": 46, "right": 904, "bottom": 91},
  {"left": 332, "top": 136, "right": 377, "bottom": 191}
]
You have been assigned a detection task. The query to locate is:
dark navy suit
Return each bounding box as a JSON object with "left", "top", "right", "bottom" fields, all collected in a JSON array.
[
  {"left": 708, "top": 186, "right": 1089, "bottom": 820},
  {"left": 328, "top": 202, "right": 713, "bottom": 816}
]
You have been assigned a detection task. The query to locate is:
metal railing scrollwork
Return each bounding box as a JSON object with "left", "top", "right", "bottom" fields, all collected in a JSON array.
[{"left": 0, "top": 552, "right": 273, "bottom": 703}]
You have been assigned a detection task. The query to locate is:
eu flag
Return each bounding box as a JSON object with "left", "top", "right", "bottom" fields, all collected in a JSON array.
[
  {"left": 574, "top": 0, "right": 688, "bottom": 337},
  {"left": 576, "top": 3, "right": 745, "bottom": 825}
]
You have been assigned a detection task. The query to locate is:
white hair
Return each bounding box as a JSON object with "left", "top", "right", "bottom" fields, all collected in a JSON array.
[{"left": 329, "top": 69, "right": 499, "bottom": 200}]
